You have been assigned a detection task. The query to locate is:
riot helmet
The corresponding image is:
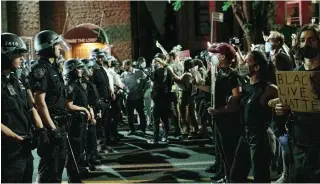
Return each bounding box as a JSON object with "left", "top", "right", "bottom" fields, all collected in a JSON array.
[
  {"left": 90, "top": 48, "right": 108, "bottom": 66},
  {"left": 80, "top": 58, "right": 96, "bottom": 77},
  {"left": 34, "top": 30, "right": 71, "bottom": 59},
  {"left": 1, "top": 32, "right": 29, "bottom": 71},
  {"left": 63, "top": 58, "right": 84, "bottom": 80}
]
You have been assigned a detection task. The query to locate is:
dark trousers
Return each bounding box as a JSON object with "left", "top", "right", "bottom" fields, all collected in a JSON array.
[
  {"left": 290, "top": 143, "right": 320, "bottom": 182},
  {"left": 126, "top": 98, "right": 146, "bottom": 132},
  {"left": 37, "top": 134, "right": 67, "bottom": 183},
  {"left": 247, "top": 128, "right": 272, "bottom": 183},
  {"left": 214, "top": 121, "right": 224, "bottom": 173},
  {"left": 66, "top": 114, "right": 87, "bottom": 179},
  {"left": 96, "top": 100, "right": 110, "bottom": 142},
  {"left": 108, "top": 96, "right": 122, "bottom": 138},
  {"left": 153, "top": 99, "right": 170, "bottom": 141},
  {"left": 86, "top": 124, "right": 98, "bottom": 159},
  {"left": 2, "top": 151, "right": 33, "bottom": 183},
  {"left": 215, "top": 115, "right": 241, "bottom": 181}
]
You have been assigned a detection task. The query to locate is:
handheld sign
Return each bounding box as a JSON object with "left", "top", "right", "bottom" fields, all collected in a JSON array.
[
  {"left": 179, "top": 50, "right": 190, "bottom": 61},
  {"left": 210, "top": 55, "right": 219, "bottom": 109},
  {"left": 276, "top": 71, "right": 320, "bottom": 112}
]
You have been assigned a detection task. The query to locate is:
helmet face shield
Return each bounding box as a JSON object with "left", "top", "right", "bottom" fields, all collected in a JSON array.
[{"left": 53, "top": 35, "right": 72, "bottom": 51}]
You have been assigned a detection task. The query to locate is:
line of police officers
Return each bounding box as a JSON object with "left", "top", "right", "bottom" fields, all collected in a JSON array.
[{"left": 1, "top": 30, "right": 117, "bottom": 183}]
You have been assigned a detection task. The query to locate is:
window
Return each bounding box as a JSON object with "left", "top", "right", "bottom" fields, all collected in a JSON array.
[{"left": 285, "top": 1, "right": 301, "bottom": 26}]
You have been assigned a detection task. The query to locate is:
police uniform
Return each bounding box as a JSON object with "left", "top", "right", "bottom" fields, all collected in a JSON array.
[
  {"left": 1, "top": 73, "right": 34, "bottom": 183},
  {"left": 86, "top": 77, "right": 101, "bottom": 162},
  {"left": 65, "top": 77, "right": 89, "bottom": 180},
  {"left": 91, "top": 66, "right": 111, "bottom": 143},
  {"left": 30, "top": 59, "right": 68, "bottom": 183}
]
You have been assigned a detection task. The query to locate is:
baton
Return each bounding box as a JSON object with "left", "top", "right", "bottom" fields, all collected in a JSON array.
[{"left": 66, "top": 135, "right": 80, "bottom": 175}]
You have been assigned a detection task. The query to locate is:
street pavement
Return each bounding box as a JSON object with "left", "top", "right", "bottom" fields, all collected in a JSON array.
[
  {"left": 32, "top": 128, "right": 216, "bottom": 183},
  {"left": 31, "top": 126, "right": 280, "bottom": 183}
]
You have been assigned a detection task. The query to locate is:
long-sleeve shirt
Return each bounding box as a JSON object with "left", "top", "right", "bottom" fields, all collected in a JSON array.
[
  {"left": 107, "top": 67, "right": 124, "bottom": 89},
  {"left": 121, "top": 68, "right": 149, "bottom": 100},
  {"left": 102, "top": 66, "right": 114, "bottom": 94}
]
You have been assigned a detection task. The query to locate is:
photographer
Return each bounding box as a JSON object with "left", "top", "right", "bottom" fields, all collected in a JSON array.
[{"left": 1, "top": 32, "right": 45, "bottom": 183}]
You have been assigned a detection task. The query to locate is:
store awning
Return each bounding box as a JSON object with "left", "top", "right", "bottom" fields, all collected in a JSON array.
[{"left": 64, "top": 23, "right": 109, "bottom": 45}]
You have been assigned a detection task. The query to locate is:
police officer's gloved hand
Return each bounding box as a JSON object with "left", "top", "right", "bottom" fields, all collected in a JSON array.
[
  {"left": 34, "top": 128, "right": 49, "bottom": 145},
  {"left": 22, "top": 135, "right": 38, "bottom": 150},
  {"left": 48, "top": 127, "right": 62, "bottom": 145}
]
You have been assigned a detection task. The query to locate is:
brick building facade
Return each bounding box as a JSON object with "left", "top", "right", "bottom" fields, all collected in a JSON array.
[{"left": 1, "top": 1, "right": 132, "bottom": 60}]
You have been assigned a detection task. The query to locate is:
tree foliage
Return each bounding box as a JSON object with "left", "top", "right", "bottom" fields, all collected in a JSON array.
[
  {"left": 222, "top": 1, "right": 277, "bottom": 50},
  {"left": 172, "top": 0, "right": 183, "bottom": 12}
]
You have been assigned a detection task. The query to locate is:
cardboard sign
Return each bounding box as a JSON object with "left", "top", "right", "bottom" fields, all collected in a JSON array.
[
  {"left": 276, "top": 71, "right": 320, "bottom": 112},
  {"left": 179, "top": 50, "right": 190, "bottom": 60},
  {"left": 212, "top": 12, "right": 224, "bottom": 22}
]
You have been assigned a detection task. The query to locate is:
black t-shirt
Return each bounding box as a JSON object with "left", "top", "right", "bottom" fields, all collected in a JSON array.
[
  {"left": 1, "top": 74, "right": 33, "bottom": 137},
  {"left": 215, "top": 68, "right": 240, "bottom": 108},
  {"left": 241, "top": 81, "right": 272, "bottom": 133},
  {"left": 30, "top": 60, "right": 67, "bottom": 113},
  {"left": 152, "top": 68, "right": 173, "bottom": 100}
]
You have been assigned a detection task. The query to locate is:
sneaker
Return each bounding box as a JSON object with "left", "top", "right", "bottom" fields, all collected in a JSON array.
[
  {"left": 161, "top": 137, "right": 168, "bottom": 143},
  {"left": 147, "top": 139, "right": 158, "bottom": 144}
]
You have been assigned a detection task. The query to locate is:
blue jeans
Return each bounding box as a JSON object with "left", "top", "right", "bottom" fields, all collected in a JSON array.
[{"left": 278, "top": 134, "right": 291, "bottom": 167}]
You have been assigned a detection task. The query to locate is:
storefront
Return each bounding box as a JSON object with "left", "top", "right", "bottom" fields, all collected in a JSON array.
[{"left": 64, "top": 23, "right": 109, "bottom": 59}]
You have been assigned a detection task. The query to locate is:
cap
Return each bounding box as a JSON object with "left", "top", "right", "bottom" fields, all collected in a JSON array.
[{"left": 208, "top": 43, "right": 236, "bottom": 60}]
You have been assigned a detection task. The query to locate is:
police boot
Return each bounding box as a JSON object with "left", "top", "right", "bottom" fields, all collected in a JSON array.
[
  {"left": 79, "top": 167, "right": 89, "bottom": 179},
  {"left": 89, "top": 156, "right": 102, "bottom": 165}
]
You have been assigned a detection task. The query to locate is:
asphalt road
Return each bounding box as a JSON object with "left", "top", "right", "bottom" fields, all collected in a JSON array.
[{"left": 32, "top": 129, "right": 216, "bottom": 183}]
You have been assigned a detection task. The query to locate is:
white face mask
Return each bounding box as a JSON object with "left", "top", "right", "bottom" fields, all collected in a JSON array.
[
  {"left": 238, "top": 64, "right": 250, "bottom": 77},
  {"left": 140, "top": 62, "right": 146, "bottom": 69},
  {"left": 210, "top": 54, "right": 220, "bottom": 66}
]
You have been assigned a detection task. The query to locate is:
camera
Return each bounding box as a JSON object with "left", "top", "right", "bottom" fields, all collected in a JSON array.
[{"left": 229, "top": 37, "right": 241, "bottom": 45}]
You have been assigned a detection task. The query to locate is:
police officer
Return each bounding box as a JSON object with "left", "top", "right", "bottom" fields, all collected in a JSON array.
[
  {"left": 63, "top": 59, "right": 94, "bottom": 181},
  {"left": 80, "top": 58, "right": 104, "bottom": 167},
  {"left": 29, "top": 30, "right": 70, "bottom": 183},
  {"left": 1, "top": 32, "right": 46, "bottom": 183},
  {"left": 90, "top": 48, "right": 114, "bottom": 149}
]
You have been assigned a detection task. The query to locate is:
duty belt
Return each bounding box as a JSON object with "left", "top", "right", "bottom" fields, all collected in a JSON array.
[{"left": 52, "top": 114, "right": 70, "bottom": 127}]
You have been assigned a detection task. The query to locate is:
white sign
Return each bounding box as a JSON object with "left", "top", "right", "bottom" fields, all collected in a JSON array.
[{"left": 212, "top": 12, "right": 224, "bottom": 22}]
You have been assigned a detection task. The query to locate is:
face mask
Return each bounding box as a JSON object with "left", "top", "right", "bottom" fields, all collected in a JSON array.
[
  {"left": 140, "top": 62, "right": 146, "bottom": 69},
  {"left": 210, "top": 54, "right": 220, "bottom": 66},
  {"left": 265, "top": 42, "right": 272, "bottom": 53},
  {"left": 301, "top": 46, "right": 320, "bottom": 59}
]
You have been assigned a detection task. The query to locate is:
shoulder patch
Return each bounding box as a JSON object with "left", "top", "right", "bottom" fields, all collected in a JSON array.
[{"left": 33, "top": 68, "right": 46, "bottom": 79}]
